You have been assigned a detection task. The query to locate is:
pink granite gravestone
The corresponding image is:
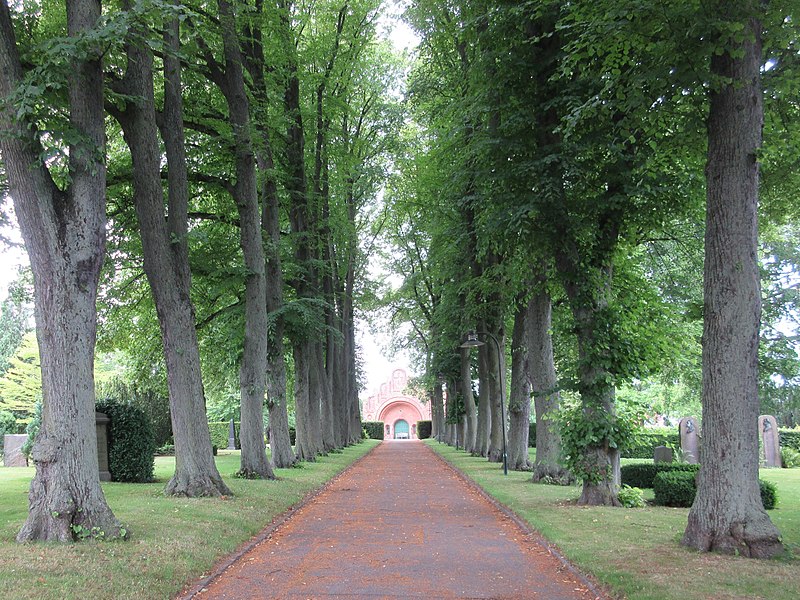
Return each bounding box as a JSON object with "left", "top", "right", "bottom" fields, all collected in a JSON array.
[
  {"left": 3, "top": 434, "right": 28, "bottom": 467},
  {"left": 679, "top": 417, "right": 700, "bottom": 464},
  {"left": 758, "top": 415, "right": 781, "bottom": 468}
]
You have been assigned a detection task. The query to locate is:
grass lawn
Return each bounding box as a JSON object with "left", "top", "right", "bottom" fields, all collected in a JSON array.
[
  {"left": 0, "top": 440, "right": 378, "bottom": 600},
  {"left": 427, "top": 440, "right": 800, "bottom": 600}
]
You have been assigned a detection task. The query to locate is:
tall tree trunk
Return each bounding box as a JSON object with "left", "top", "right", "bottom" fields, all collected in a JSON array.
[
  {"left": 528, "top": 285, "right": 574, "bottom": 484},
  {"left": 1, "top": 0, "right": 124, "bottom": 541},
  {"left": 475, "top": 343, "right": 491, "bottom": 457},
  {"left": 432, "top": 378, "right": 445, "bottom": 442},
  {"left": 507, "top": 299, "right": 530, "bottom": 471},
  {"left": 218, "top": 0, "right": 273, "bottom": 479},
  {"left": 293, "top": 342, "right": 316, "bottom": 461},
  {"left": 486, "top": 324, "right": 506, "bottom": 464},
  {"left": 460, "top": 347, "right": 477, "bottom": 453},
  {"left": 114, "top": 19, "right": 229, "bottom": 499},
  {"left": 682, "top": 7, "right": 782, "bottom": 558}
]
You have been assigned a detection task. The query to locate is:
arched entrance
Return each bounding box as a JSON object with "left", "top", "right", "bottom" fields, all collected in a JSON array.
[{"left": 394, "top": 419, "right": 409, "bottom": 439}]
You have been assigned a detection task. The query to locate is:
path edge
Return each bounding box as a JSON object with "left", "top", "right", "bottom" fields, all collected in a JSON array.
[
  {"left": 175, "top": 441, "right": 382, "bottom": 600},
  {"left": 424, "top": 441, "right": 612, "bottom": 600}
]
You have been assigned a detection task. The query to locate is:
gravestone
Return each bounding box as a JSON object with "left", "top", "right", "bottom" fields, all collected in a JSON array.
[
  {"left": 679, "top": 416, "right": 700, "bottom": 464},
  {"left": 3, "top": 434, "right": 28, "bottom": 467},
  {"left": 227, "top": 418, "right": 236, "bottom": 450},
  {"left": 96, "top": 411, "right": 111, "bottom": 482},
  {"left": 759, "top": 415, "right": 781, "bottom": 468},
  {"left": 654, "top": 445, "right": 673, "bottom": 464}
]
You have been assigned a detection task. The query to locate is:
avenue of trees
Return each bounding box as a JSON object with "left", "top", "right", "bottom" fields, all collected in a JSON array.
[
  {"left": 379, "top": 0, "right": 799, "bottom": 558},
  {"left": 0, "top": 0, "right": 398, "bottom": 541},
  {"left": 1, "top": 0, "right": 799, "bottom": 562}
]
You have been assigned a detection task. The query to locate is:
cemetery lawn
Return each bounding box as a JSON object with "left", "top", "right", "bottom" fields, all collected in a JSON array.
[
  {"left": 428, "top": 440, "right": 800, "bottom": 600},
  {"left": 0, "top": 440, "right": 378, "bottom": 600}
]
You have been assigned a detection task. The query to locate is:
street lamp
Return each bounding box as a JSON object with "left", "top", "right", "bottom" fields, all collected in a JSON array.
[{"left": 460, "top": 330, "right": 508, "bottom": 476}]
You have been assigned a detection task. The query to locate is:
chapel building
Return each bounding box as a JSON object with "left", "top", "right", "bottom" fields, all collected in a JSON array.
[{"left": 362, "top": 368, "right": 431, "bottom": 440}]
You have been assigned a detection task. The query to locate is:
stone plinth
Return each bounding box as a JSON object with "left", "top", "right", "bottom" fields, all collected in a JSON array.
[
  {"left": 3, "top": 434, "right": 28, "bottom": 467},
  {"left": 96, "top": 411, "right": 111, "bottom": 482}
]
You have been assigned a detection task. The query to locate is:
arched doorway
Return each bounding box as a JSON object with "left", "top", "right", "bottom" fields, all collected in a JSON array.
[{"left": 394, "top": 419, "right": 409, "bottom": 439}]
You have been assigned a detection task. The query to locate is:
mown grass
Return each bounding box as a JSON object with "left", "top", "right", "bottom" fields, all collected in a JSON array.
[
  {"left": 428, "top": 440, "right": 800, "bottom": 600},
  {"left": 0, "top": 440, "right": 378, "bottom": 600}
]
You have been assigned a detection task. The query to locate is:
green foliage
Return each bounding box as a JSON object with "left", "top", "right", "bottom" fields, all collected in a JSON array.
[
  {"left": 0, "top": 332, "right": 40, "bottom": 423},
  {"left": 653, "top": 471, "right": 697, "bottom": 507},
  {"left": 0, "top": 269, "right": 32, "bottom": 378},
  {"left": 417, "top": 420, "right": 432, "bottom": 439},
  {"left": 95, "top": 400, "right": 155, "bottom": 483},
  {"left": 622, "top": 429, "right": 680, "bottom": 459},
  {"left": 781, "top": 446, "right": 800, "bottom": 468},
  {"left": 760, "top": 480, "right": 779, "bottom": 510},
  {"left": 208, "top": 421, "right": 240, "bottom": 450},
  {"left": 621, "top": 463, "right": 700, "bottom": 489},
  {"left": 21, "top": 400, "right": 41, "bottom": 459},
  {"left": 96, "top": 378, "right": 172, "bottom": 447},
  {"left": 779, "top": 429, "right": 800, "bottom": 451},
  {"left": 362, "top": 421, "right": 384, "bottom": 440},
  {"left": 617, "top": 484, "right": 646, "bottom": 508},
  {"left": 554, "top": 402, "right": 642, "bottom": 484},
  {"left": 528, "top": 422, "right": 536, "bottom": 448}
]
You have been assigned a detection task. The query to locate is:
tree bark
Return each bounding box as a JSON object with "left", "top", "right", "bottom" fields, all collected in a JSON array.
[
  {"left": 475, "top": 343, "right": 491, "bottom": 457},
  {"left": 507, "top": 299, "right": 531, "bottom": 471},
  {"left": 113, "top": 18, "right": 229, "bottom": 498},
  {"left": 487, "top": 325, "right": 506, "bottom": 464},
  {"left": 1, "top": 0, "right": 125, "bottom": 541},
  {"left": 217, "top": 0, "right": 274, "bottom": 479},
  {"left": 528, "top": 286, "right": 574, "bottom": 484},
  {"left": 682, "top": 7, "right": 782, "bottom": 558},
  {"left": 460, "top": 347, "right": 477, "bottom": 453}
]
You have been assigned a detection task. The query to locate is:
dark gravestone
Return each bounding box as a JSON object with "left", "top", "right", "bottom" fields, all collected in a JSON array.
[
  {"left": 654, "top": 445, "right": 673, "bottom": 464},
  {"left": 96, "top": 411, "right": 112, "bottom": 481}
]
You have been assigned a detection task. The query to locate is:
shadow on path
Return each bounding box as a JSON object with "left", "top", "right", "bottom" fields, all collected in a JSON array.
[{"left": 184, "top": 441, "right": 603, "bottom": 600}]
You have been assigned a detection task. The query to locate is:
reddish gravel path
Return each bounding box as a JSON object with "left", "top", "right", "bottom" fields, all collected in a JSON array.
[{"left": 187, "top": 441, "right": 603, "bottom": 600}]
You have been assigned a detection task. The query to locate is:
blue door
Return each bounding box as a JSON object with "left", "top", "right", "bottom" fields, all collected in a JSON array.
[{"left": 394, "top": 419, "right": 409, "bottom": 439}]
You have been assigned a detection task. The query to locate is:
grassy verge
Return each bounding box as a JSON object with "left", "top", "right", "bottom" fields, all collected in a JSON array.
[
  {"left": 427, "top": 440, "right": 800, "bottom": 600},
  {"left": 0, "top": 440, "right": 378, "bottom": 600}
]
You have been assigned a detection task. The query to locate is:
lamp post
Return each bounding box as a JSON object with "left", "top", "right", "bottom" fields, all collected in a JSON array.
[{"left": 460, "top": 330, "right": 508, "bottom": 476}]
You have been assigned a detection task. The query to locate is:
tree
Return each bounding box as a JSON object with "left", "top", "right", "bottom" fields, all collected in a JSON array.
[
  {"left": 0, "top": 0, "right": 124, "bottom": 541},
  {"left": 682, "top": 3, "right": 783, "bottom": 558}
]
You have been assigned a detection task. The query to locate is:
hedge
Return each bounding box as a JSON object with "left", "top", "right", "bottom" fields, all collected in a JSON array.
[
  {"left": 622, "top": 429, "right": 680, "bottom": 459},
  {"left": 417, "top": 420, "right": 432, "bottom": 439},
  {"left": 653, "top": 470, "right": 778, "bottom": 509},
  {"left": 208, "top": 421, "right": 240, "bottom": 450},
  {"left": 363, "top": 421, "right": 384, "bottom": 440},
  {"left": 779, "top": 430, "right": 800, "bottom": 451},
  {"left": 96, "top": 400, "right": 156, "bottom": 483},
  {"left": 529, "top": 422, "right": 536, "bottom": 448},
  {"left": 621, "top": 463, "right": 700, "bottom": 489}
]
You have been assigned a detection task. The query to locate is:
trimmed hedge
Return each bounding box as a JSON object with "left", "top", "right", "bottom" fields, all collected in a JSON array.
[
  {"left": 653, "top": 470, "right": 778, "bottom": 509},
  {"left": 417, "top": 420, "right": 432, "bottom": 439},
  {"left": 529, "top": 422, "right": 536, "bottom": 448},
  {"left": 96, "top": 400, "right": 155, "bottom": 483},
  {"left": 208, "top": 421, "right": 240, "bottom": 450},
  {"left": 622, "top": 429, "right": 680, "bottom": 459},
  {"left": 621, "top": 463, "right": 700, "bottom": 489},
  {"left": 653, "top": 471, "right": 697, "bottom": 507},
  {"left": 780, "top": 430, "right": 800, "bottom": 451},
  {"left": 363, "top": 421, "right": 384, "bottom": 440}
]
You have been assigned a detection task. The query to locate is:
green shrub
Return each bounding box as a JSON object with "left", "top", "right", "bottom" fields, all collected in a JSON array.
[
  {"left": 155, "top": 443, "right": 175, "bottom": 456},
  {"left": 653, "top": 470, "right": 778, "bottom": 510},
  {"left": 528, "top": 422, "right": 536, "bottom": 448},
  {"left": 760, "top": 479, "right": 778, "bottom": 510},
  {"left": 0, "top": 410, "right": 16, "bottom": 455},
  {"left": 618, "top": 484, "right": 646, "bottom": 508},
  {"left": 208, "top": 421, "right": 240, "bottom": 450},
  {"left": 779, "top": 429, "right": 800, "bottom": 451},
  {"left": 653, "top": 471, "right": 697, "bottom": 507},
  {"left": 417, "top": 420, "right": 432, "bottom": 439},
  {"left": 362, "top": 421, "right": 384, "bottom": 440},
  {"left": 781, "top": 446, "right": 800, "bottom": 468},
  {"left": 96, "top": 400, "right": 156, "bottom": 483},
  {"left": 21, "top": 401, "right": 41, "bottom": 459},
  {"left": 622, "top": 429, "right": 680, "bottom": 459},
  {"left": 621, "top": 462, "right": 700, "bottom": 489},
  {"left": 96, "top": 379, "right": 172, "bottom": 447}
]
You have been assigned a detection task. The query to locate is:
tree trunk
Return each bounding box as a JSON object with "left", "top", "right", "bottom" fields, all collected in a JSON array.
[
  {"left": 293, "top": 342, "right": 316, "bottom": 461},
  {"left": 218, "top": 0, "right": 273, "bottom": 479},
  {"left": 528, "top": 286, "right": 574, "bottom": 484},
  {"left": 460, "top": 347, "right": 477, "bottom": 453},
  {"left": 114, "top": 18, "right": 229, "bottom": 498},
  {"left": 682, "top": 8, "right": 782, "bottom": 558},
  {"left": 487, "top": 325, "right": 506, "bottom": 464},
  {"left": 432, "top": 379, "right": 445, "bottom": 442},
  {"left": 475, "top": 344, "right": 491, "bottom": 456},
  {"left": 507, "top": 299, "right": 530, "bottom": 471},
  {"left": 0, "top": 0, "right": 124, "bottom": 542}
]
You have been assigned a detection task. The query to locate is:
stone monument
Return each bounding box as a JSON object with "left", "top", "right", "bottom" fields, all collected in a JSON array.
[
  {"left": 679, "top": 416, "right": 700, "bottom": 464},
  {"left": 3, "top": 434, "right": 28, "bottom": 467},
  {"left": 759, "top": 414, "right": 781, "bottom": 468},
  {"left": 96, "top": 411, "right": 112, "bottom": 481},
  {"left": 653, "top": 445, "right": 673, "bottom": 464}
]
